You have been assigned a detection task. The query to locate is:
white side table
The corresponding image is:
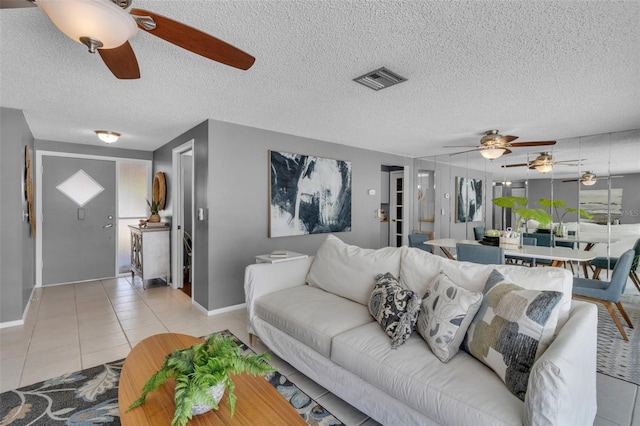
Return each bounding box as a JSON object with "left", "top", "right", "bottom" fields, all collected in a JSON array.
[{"left": 255, "top": 251, "right": 309, "bottom": 264}]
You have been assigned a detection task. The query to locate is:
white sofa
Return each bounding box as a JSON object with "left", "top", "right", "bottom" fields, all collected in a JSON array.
[{"left": 244, "top": 235, "right": 598, "bottom": 426}]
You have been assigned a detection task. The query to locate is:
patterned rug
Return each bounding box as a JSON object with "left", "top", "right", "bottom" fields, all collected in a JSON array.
[
  {"left": 0, "top": 331, "right": 344, "bottom": 426},
  {"left": 596, "top": 301, "right": 640, "bottom": 386}
]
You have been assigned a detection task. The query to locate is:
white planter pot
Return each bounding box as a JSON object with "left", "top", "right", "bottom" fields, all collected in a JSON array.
[{"left": 190, "top": 381, "right": 226, "bottom": 416}]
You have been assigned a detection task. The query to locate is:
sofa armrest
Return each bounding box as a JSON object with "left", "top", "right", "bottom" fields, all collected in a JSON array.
[
  {"left": 524, "top": 300, "right": 598, "bottom": 426},
  {"left": 244, "top": 257, "right": 314, "bottom": 334}
]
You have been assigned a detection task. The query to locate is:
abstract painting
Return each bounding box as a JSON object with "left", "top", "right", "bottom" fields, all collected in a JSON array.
[
  {"left": 580, "top": 188, "right": 623, "bottom": 224},
  {"left": 269, "top": 151, "right": 352, "bottom": 237},
  {"left": 455, "top": 176, "right": 483, "bottom": 223}
]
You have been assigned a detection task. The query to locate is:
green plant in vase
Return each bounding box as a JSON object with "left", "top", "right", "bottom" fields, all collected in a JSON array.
[
  {"left": 127, "top": 333, "right": 275, "bottom": 426},
  {"left": 537, "top": 198, "right": 593, "bottom": 236},
  {"left": 146, "top": 198, "right": 162, "bottom": 223},
  {"left": 491, "top": 196, "right": 553, "bottom": 231}
]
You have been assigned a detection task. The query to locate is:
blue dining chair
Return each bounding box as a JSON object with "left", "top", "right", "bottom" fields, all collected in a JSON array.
[
  {"left": 589, "top": 238, "right": 640, "bottom": 293},
  {"left": 408, "top": 232, "right": 433, "bottom": 254},
  {"left": 572, "top": 249, "right": 635, "bottom": 341},
  {"left": 456, "top": 243, "right": 504, "bottom": 265},
  {"left": 506, "top": 237, "right": 537, "bottom": 267},
  {"left": 524, "top": 232, "right": 555, "bottom": 267},
  {"left": 555, "top": 240, "right": 576, "bottom": 274},
  {"left": 473, "top": 226, "right": 485, "bottom": 241}
]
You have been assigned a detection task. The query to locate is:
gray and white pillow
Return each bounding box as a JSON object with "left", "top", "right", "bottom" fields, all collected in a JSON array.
[
  {"left": 463, "top": 269, "right": 563, "bottom": 401},
  {"left": 416, "top": 271, "right": 483, "bottom": 362},
  {"left": 368, "top": 273, "right": 421, "bottom": 349}
]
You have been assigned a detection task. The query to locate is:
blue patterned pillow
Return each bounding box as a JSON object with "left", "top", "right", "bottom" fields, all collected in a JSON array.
[
  {"left": 369, "top": 273, "right": 421, "bottom": 349},
  {"left": 463, "top": 269, "right": 562, "bottom": 400},
  {"left": 417, "top": 271, "right": 483, "bottom": 362}
]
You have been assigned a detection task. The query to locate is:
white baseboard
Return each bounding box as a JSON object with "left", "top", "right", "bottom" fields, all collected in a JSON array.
[
  {"left": 0, "top": 286, "right": 36, "bottom": 329},
  {"left": 191, "top": 301, "right": 246, "bottom": 316}
]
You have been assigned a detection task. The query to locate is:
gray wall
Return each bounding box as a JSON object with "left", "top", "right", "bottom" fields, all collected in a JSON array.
[
  {"left": 205, "top": 119, "right": 411, "bottom": 310},
  {"left": 528, "top": 173, "right": 640, "bottom": 224},
  {"left": 0, "top": 108, "right": 35, "bottom": 323},
  {"left": 153, "top": 121, "right": 209, "bottom": 308}
]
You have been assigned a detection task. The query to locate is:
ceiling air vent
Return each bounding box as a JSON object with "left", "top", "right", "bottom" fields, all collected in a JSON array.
[{"left": 353, "top": 67, "right": 407, "bottom": 91}]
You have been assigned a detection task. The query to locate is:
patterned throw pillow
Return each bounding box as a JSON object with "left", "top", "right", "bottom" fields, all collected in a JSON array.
[
  {"left": 368, "top": 273, "right": 421, "bottom": 349},
  {"left": 416, "top": 271, "right": 483, "bottom": 363},
  {"left": 463, "top": 269, "right": 562, "bottom": 401}
]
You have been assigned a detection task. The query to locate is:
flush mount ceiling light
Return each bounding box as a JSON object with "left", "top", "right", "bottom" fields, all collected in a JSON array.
[
  {"left": 95, "top": 130, "right": 121, "bottom": 143},
  {"left": 37, "top": 0, "right": 138, "bottom": 53},
  {"left": 354, "top": 67, "right": 407, "bottom": 91}
]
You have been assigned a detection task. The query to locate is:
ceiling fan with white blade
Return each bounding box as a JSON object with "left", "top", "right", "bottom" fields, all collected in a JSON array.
[
  {"left": 562, "top": 171, "right": 624, "bottom": 186},
  {"left": 443, "top": 130, "right": 556, "bottom": 160},
  {"left": 502, "top": 152, "right": 583, "bottom": 174},
  {"left": 0, "top": 0, "right": 256, "bottom": 79}
]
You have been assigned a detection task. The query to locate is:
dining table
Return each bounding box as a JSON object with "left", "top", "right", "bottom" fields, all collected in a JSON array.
[
  {"left": 425, "top": 238, "right": 596, "bottom": 268},
  {"left": 554, "top": 234, "right": 621, "bottom": 276}
]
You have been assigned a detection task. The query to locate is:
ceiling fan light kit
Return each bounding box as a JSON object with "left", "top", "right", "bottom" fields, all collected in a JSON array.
[
  {"left": 95, "top": 130, "right": 120, "bottom": 143},
  {"left": 479, "top": 147, "right": 507, "bottom": 160},
  {"left": 534, "top": 163, "right": 553, "bottom": 173},
  {"left": 37, "top": 0, "right": 137, "bottom": 51}
]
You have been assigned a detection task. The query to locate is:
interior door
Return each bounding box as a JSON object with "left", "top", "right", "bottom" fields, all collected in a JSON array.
[
  {"left": 42, "top": 156, "right": 116, "bottom": 285},
  {"left": 389, "top": 170, "right": 405, "bottom": 247}
]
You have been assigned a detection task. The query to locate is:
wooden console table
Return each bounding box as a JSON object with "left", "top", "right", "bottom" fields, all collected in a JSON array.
[{"left": 118, "top": 333, "right": 306, "bottom": 425}]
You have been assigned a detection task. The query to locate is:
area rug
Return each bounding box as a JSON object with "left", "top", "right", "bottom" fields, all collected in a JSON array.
[
  {"left": 0, "top": 331, "right": 344, "bottom": 426},
  {"left": 596, "top": 301, "right": 640, "bottom": 386}
]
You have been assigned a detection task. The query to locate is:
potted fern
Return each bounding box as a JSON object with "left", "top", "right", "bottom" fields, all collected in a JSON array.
[
  {"left": 127, "top": 333, "right": 275, "bottom": 426},
  {"left": 537, "top": 198, "right": 593, "bottom": 237}
]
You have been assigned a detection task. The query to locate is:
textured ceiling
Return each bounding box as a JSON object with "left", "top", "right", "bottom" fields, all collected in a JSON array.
[{"left": 1, "top": 1, "right": 639, "bottom": 179}]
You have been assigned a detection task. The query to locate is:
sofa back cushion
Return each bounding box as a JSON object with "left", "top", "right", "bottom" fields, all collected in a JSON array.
[
  {"left": 307, "top": 235, "right": 403, "bottom": 305},
  {"left": 399, "top": 247, "right": 573, "bottom": 329}
]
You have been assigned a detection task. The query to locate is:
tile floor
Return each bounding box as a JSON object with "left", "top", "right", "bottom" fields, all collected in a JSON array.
[{"left": 0, "top": 276, "right": 638, "bottom": 426}]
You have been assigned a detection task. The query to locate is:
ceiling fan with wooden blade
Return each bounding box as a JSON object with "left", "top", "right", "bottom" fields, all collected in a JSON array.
[
  {"left": 1, "top": 0, "right": 255, "bottom": 79},
  {"left": 502, "top": 152, "right": 583, "bottom": 174},
  {"left": 562, "top": 171, "right": 624, "bottom": 186},
  {"left": 443, "top": 130, "right": 556, "bottom": 160}
]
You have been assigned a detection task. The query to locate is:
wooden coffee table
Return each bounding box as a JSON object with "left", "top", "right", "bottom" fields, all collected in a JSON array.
[{"left": 118, "top": 333, "right": 306, "bottom": 425}]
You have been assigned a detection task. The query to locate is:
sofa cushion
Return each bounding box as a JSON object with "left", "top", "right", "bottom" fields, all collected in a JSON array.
[
  {"left": 368, "top": 273, "right": 421, "bottom": 349},
  {"left": 307, "top": 234, "right": 403, "bottom": 305},
  {"left": 399, "top": 247, "right": 573, "bottom": 329},
  {"left": 254, "top": 285, "right": 373, "bottom": 357},
  {"left": 463, "top": 269, "right": 563, "bottom": 401},
  {"left": 416, "top": 271, "right": 483, "bottom": 362},
  {"left": 331, "top": 322, "right": 524, "bottom": 425}
]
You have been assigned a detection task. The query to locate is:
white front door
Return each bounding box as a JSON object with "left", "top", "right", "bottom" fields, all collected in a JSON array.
[{"left": 41, "top": 156, "right": 116, "bottom": 285}]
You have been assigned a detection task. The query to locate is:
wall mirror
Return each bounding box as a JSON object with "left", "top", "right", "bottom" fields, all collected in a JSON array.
[{"left": 414, "top": 129, "right": 640, "bottom": 280}]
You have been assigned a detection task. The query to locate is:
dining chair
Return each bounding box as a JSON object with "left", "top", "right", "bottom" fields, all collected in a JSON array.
[
  {"left": 555, "top": 240, "right": 576, "bottom": 274},
  {"left": 572, "top": 249, "right": 635, "bottom": 341},
  {"left": 183, "top": 231, "right": 193, "bottom": 282},
  {"left": 506, "top": 237, "right": 537, "bottom": 267},
  {"left": 456, "top": 243, "right": 504, "bottom": 265},
  {"left": 589, "top": 238, "right": 640, "bottom": 292},
  {"left": 408, "top": 232, "right": 433, "bottom": 254},
  {"left": 524, "top": 232, "right": 555, "bottom": 267},
  {"left": 473, "top": 226, "right": 485, "bottom": 241}
]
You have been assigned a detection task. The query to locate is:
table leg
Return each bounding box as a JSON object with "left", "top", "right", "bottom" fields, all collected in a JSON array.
[{"left": 440, "top": 247, "right": 456, "bottom": 260}]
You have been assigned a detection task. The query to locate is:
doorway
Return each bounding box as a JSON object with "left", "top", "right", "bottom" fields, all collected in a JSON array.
[
  {"left": 40, "top": 156, "right": 116, "bottom": 285},
  {"left": 36, "top": 152, "right": 151, "bottom": 287},
  {"left": 171, "top": 141, "right": 195, "bottom": 298},
  {"left": 381, "top": 165, "right": 407, "bottom": 247}
]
